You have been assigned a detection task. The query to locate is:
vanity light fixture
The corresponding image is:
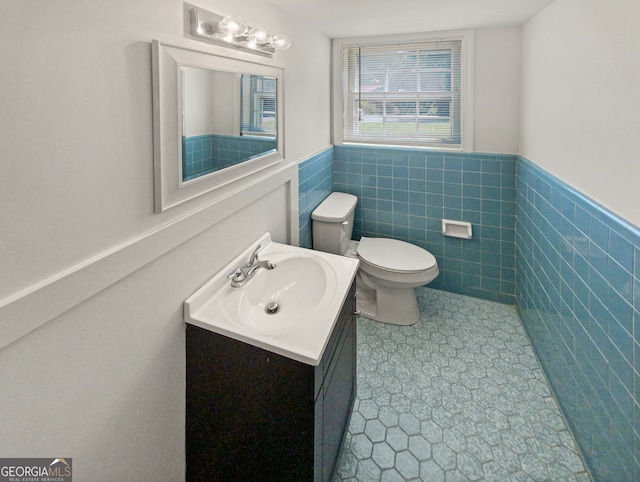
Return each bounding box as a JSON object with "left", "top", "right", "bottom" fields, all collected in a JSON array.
[{"left": 187, "top": 3, "right": 292, "bottom": 56}]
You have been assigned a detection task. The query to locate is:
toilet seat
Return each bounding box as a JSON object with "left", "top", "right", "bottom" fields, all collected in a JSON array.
[{"left": 357, "top": 237, "right": 437, "bottom": 273}]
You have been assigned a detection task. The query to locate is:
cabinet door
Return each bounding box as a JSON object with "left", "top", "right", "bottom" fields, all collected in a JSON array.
[
  {"left": 322, "top": 303, "right": 356, "bottom": 481},
  {"left": 186, "top": 326, "right": 315, "bottom": 481}
]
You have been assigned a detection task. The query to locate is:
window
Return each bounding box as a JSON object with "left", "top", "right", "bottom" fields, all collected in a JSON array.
[
  {"left": 240, "top": 74, "right": 277, "bottom": 137},
  {"left": 333, "top": 31, "right": 474, "bottom": 151}
]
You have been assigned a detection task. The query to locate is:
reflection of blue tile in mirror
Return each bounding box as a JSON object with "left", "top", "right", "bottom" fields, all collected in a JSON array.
[{"left": 182, "top": 134, "right": 276, "bottom": 181}]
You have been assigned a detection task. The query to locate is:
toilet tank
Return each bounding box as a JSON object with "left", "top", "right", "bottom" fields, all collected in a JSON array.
[{"left": 311, "top": 192, "right": 357, "bottom": 255}]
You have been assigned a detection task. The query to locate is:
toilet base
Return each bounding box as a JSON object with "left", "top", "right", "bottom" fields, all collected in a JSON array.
[{"left": 356, "top": 281, "right": 421, "bottom": 326}]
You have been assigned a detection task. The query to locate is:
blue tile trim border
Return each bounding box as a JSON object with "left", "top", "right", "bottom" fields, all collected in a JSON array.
[{"left": 516, "top": 156, "right": 639, "bottom": 481}]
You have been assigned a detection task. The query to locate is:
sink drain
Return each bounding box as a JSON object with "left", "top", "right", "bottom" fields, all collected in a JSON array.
[{"left": 265, "top": 301, "right": 280, "bottom": 315}]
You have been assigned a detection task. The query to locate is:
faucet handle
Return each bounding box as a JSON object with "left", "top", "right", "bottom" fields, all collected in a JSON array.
[
  {"left": 247, "top": 244, "right": 262, "bottom": 265},
  {"left": 227, "top": 268, "right": 245, "bottom": 282}
]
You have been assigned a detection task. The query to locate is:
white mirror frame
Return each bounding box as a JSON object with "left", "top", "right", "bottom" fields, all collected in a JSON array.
[{"left": 152, "top": 40, "right": 285, "bottom": 212}]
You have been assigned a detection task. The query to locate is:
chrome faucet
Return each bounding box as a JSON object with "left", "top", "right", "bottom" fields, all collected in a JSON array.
[{"left": 227, "top": 244, "right": 276, "bottom": 288}]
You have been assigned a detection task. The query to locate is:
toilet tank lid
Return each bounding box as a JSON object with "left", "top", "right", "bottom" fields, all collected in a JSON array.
[{"left": 311, "top": 192, "right": 358, "bottom": 222}]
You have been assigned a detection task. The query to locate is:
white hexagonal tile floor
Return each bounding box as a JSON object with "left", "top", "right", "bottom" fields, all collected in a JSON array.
[{"left": 333, "top": 288, "right": 592, "bottom": 482}]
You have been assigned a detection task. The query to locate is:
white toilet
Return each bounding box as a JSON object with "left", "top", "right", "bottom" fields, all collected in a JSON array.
[{"left": 311, "top": 192, "right": 439, "bottom": 325}]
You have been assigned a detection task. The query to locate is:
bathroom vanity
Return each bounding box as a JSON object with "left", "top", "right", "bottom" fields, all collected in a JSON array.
[
  {"left": 183, "top": 234, "right": 359, "bottom": 481},
  {"left": 186, "top": 282, "right": 356, "bottom": 481}
]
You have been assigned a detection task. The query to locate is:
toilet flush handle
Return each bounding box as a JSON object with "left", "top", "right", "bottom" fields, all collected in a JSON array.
[{"left": 342, "top": 220, "right": 349, "bottom": 225}]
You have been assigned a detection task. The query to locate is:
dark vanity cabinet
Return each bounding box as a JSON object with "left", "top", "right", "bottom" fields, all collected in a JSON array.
[{"left": 186, "top": 282, "right": 356, "bottom": 481}]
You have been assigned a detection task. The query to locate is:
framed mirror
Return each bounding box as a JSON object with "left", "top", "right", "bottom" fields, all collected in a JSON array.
[{"left": 152, "top": 40, "right": 284, "bottom": 212}]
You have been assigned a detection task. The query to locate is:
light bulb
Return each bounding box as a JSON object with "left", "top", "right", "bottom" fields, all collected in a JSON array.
[
  {"left": 248, "top": 27, "right": 272, "bottom": 45},
  {"left": 271, "top": 34, "right": 292, "bottom": 50},
  {"left": 218, "top": 16, "right": 248, "bottom": 37}
]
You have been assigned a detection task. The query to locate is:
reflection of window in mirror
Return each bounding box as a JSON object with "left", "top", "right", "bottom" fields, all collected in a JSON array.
[{"left": 240, "top": 75, "right": 277, "bottom": 137}]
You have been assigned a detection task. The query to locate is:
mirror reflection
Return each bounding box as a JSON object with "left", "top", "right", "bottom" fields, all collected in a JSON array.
[{"left": 181, "top": 67, "right": 277, "bottom": 182}]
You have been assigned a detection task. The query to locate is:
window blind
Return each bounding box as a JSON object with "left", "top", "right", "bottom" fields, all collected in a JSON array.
[
  {"left": 341, "top": 40, "right": 462, "bottom": 148},
  {"left": 240, "top": 74, "right": 277, "bottom": 136}
]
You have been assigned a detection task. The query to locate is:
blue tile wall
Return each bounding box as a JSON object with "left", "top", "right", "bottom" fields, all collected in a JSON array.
[
  {"left": 297, "top": 147, "right": 639, "bottom": 479},
  {"left": 183, "top": 135, "right": 214, "bottom": 179},
  {"left": 182, "top": 134, "right": 276, "bottom": 180},
  {"left": 333, "top": 145, "right": 517, "bottom": 304},
  {"left": 298, "top": 147, "right": 334, "bottom": 248},
  {"left": 516, "top": 156, "right": 639, "bottom": 481}
]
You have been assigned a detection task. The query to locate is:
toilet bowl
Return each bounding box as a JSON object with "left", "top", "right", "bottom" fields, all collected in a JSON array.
[{"left": 311, "top": 192, "right": 439, "bottom": 325}]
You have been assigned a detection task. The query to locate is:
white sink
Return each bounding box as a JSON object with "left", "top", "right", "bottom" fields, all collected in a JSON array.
[
  {"left": 184, "top": 233, "right": 359, "bottom": 365},
  {"left": 221, "top": 252, "right": 336, "bottom": 333}
]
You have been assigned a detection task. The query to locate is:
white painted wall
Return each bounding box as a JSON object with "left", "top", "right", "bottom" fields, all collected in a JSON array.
[
  {"left": 210, "top": 70, "right": 240, "bottom": 136},
  {"left": 183, "top": 68, "right": 241, "bottom": 137},
  {"left": 183, "top": 67, "right": 214, "bottom": 136},
  {"left": 473, "top": 27, "right": 521, "bottom": 154},
  {"left": 0, "top": 0, "right": 330, "bottom": 479},
  {"left": 521, "top": 0, "right": 640, "bottom": 227},
  {"left": 0, "top": 0, "right": 330, "bottom": 301}
]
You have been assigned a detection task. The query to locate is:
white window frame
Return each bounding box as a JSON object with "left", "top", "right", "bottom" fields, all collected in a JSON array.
[{"left": 332, "top": 30, "right": 474, "bottom": 152}]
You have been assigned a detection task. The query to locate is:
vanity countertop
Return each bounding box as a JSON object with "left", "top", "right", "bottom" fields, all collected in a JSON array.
[{"left": 184, "top": 233, "right": 359, "bottom": 365}]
